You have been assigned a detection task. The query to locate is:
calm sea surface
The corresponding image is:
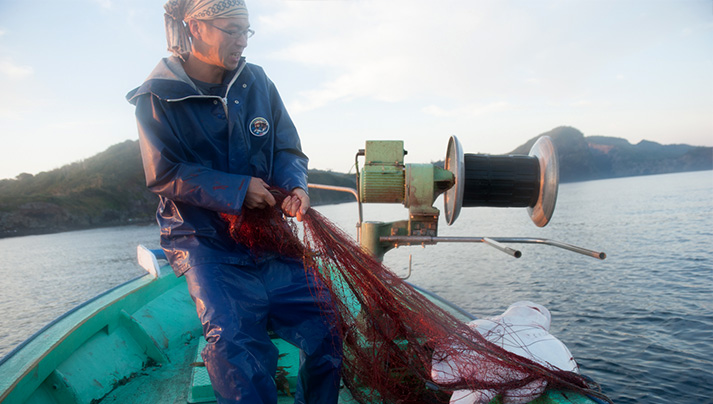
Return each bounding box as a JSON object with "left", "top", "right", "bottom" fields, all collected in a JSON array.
[{"left": 1, "top": 170, "right": 711, "bottom": 403}]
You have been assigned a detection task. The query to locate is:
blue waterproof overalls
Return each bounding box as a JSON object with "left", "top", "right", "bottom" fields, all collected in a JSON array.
[{"left": 127, "top": 56, "right": 342, "bottom": 403}]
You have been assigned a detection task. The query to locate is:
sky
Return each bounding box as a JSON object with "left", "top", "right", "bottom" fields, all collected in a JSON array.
[{"left": 0, "top": 0, "right": 711, "bottom": 180}]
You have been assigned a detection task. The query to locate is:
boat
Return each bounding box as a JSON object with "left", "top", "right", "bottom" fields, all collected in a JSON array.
[{"left": 0, "top": 136, "right": 608, "bottom": 404}]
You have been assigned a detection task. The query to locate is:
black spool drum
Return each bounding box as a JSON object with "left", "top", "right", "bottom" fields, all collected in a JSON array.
[{"left": 461, "top": 154, "right": 540, "bottom": 208}]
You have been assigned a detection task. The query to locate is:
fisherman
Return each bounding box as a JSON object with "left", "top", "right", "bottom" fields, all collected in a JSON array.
[{"left": 126, "top": 1, "right": 342, "bottom": 402}]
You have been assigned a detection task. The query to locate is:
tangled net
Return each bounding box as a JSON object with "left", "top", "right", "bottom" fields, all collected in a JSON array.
[{"left": 221, "top": 190, "right": 611, "bottom": 404}]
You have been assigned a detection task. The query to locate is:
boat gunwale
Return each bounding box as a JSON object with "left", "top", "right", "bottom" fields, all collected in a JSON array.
[
  {"left": 0, "top": 274, "right": 148, "bottom": 367},
  {"left": 0, "top": 272, "right": 174, "bottom": 402},
  {"left": 407, "top": 282, "right": 476, "bottom": 322}
]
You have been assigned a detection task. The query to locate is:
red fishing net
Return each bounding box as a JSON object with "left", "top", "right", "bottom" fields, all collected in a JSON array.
[{"left": 221, "top": 190, "right": 611, "bottom": 404}]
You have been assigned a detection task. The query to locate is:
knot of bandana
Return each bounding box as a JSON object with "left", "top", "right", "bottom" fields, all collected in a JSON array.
[{"left": 164, "top": 0, "right": 248, "bottom": 57}]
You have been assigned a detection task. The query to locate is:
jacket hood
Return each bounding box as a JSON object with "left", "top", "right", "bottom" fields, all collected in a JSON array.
[{"left": 126, "top": 55, "right": 248, "bottom": 105}]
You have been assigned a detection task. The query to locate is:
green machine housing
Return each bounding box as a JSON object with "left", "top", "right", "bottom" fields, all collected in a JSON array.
[{"left": 357, "top": 136, "right": 559, "bottom": 260}]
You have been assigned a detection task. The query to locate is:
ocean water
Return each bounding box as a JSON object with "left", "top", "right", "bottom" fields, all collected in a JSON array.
[{"left": 1, "top": 170, "right": 711, "bottom": 403}]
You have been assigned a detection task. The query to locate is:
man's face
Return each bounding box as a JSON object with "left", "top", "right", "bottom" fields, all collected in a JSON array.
[{"left": 197, "top": 17, "right": 250, "bottom": 71}]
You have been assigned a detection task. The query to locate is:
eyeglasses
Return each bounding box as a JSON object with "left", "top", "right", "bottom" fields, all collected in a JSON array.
[{"left": 206, "top": 22, "right": 255, "bottom": 39}]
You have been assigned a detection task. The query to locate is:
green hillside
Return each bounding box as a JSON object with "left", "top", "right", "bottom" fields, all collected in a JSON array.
[
  {"left": 0, "top": 140, "right": 156, "bottom": 237},
  {"left": 0, "top": 140, "right": 355, "bottom": 238}
]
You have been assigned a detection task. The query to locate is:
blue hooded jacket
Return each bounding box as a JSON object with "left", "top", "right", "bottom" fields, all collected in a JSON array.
[{"left": 127, "top": 56, "right": 308, "bottom": 275}]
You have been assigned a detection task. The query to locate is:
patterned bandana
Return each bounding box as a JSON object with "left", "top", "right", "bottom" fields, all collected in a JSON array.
[{"left": 164, "top": 0, "right": 249, "bottom": 57}]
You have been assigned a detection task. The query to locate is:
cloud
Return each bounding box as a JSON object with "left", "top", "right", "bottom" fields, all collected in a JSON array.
[
  {"left": 257, "top": 0, "right": 713, "bottom": 122},
  {"left": 287, "top": 57, "right": 414, "bottom": 113},
  {"left": 571, "top": 100, "right": 594, "bottom": 107},
  {"left": 0, "top": 60, "right": 37, "bottom": 122},
  {"left": 90, "top": 0, "right": 113, "bottom": 10},
  {"left": 0, "top": 59, "right": 33, "bottom": 79},
  {"left": 258, "top": 1, "right": 612, "bottom": 113},
  {"left": 422, "top": 101, "right": 511, "bottom": 118}
]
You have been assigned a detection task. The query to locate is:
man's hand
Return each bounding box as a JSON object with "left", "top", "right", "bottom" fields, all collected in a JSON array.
[
  {"left": 282, "top": 187, "right": 310, "bottom": 222},
  {"left": 244, "top": 178, "right": 276, "bottom": 209}
]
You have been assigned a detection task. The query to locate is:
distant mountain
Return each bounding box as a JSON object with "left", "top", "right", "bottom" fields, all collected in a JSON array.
[
  {"left": 510, "top": 126, "right": 712, "bottom": 183},
  {"left": 1, "top": 129, "right": 710, "bottom": 237}
]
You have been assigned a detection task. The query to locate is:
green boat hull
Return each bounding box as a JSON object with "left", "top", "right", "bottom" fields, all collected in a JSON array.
[{"left": 0, "top": 258, "right": 599, "bottom": 404}]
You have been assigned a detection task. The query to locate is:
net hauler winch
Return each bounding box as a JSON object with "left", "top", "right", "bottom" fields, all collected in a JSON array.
[
  {"left": 309, "top": 135, "right": 605, "bottom": 262},
  {"left": 443, "top": 135, "right": 558, "bottom": 227}
]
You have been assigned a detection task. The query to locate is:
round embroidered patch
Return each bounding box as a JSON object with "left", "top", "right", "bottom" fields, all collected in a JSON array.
[{"left": 249, "top": 117, "right": 270, "bottom": 137}]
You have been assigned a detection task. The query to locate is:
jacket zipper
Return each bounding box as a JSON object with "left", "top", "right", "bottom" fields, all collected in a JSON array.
[
  {"left": 165, "top": 62, "right": 249, "bottom": 168},
  {"left": 165, "top": 61, "right": 246, "bottom": 114}
]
